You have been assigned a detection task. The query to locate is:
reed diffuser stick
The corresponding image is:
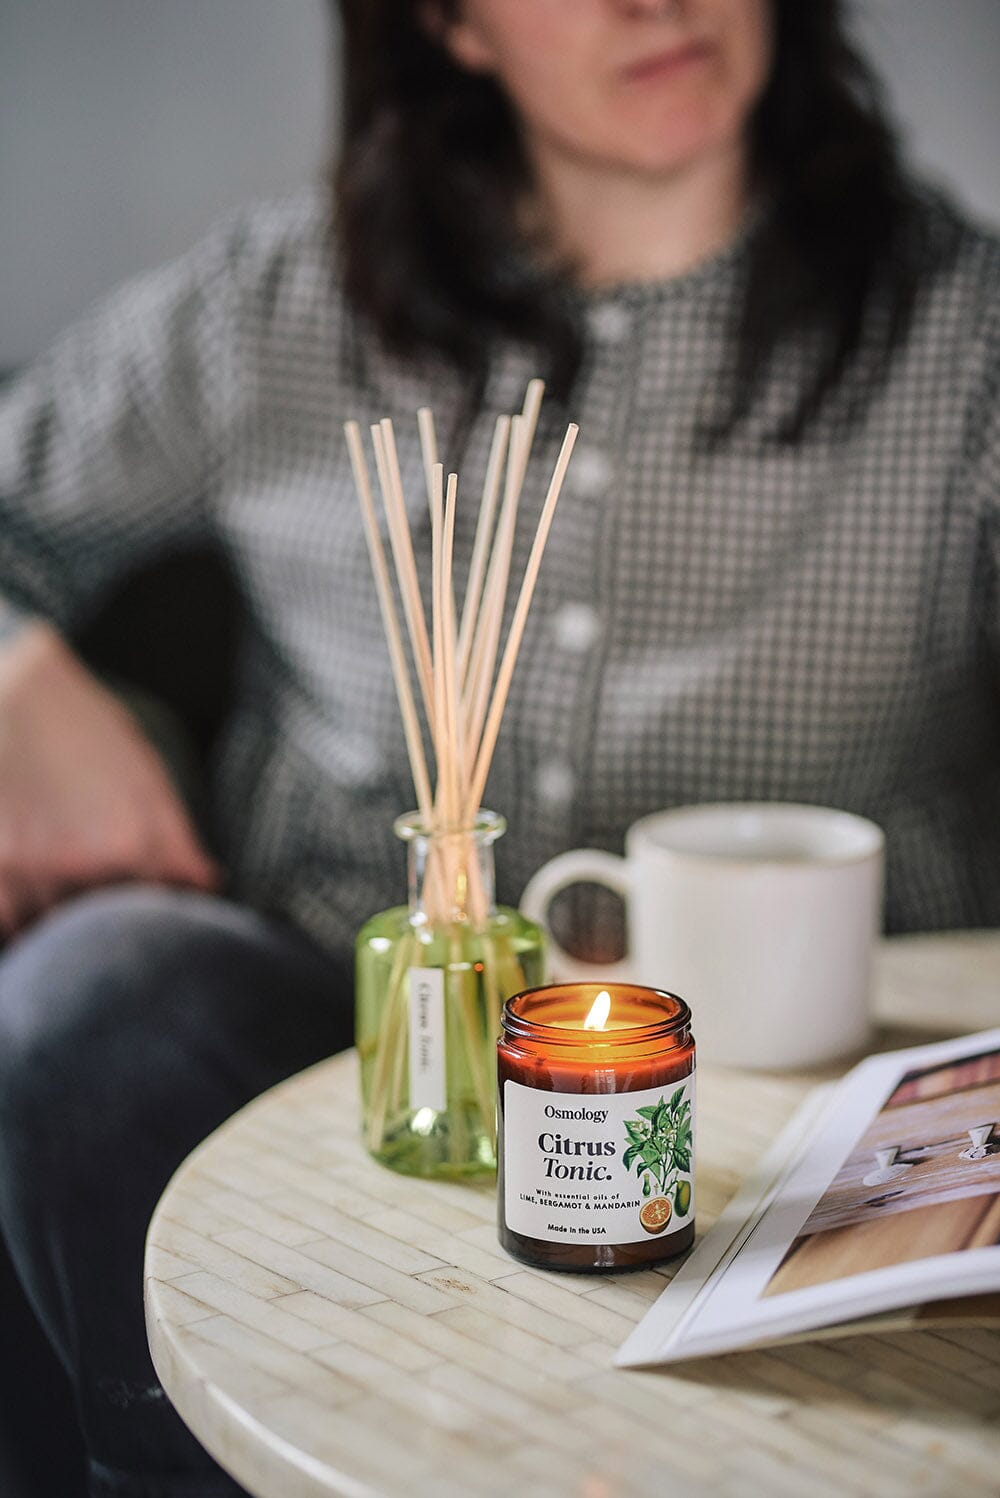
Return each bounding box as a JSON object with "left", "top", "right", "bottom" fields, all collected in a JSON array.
[
  {"left": 417, "top": 406, "right": 439, "bottom": 517},
  {"left": 344, "top": 421, "right": 434, "bottom": 818},
  {"left": 457, "top": 414, "right": 510, "bottom": 684},
  {"left": 460, "top": 378, "right": 542, "bottom": 710},
  {"left": 466, "top": 423, "right": 579, "bottom": 817},
  {"left": 440, "top": 471, "right": 462, "bottom": 835},
  {"left": 370, "top": 424, "right": 434, "bottom": 723},
  {"left": 462, "top": 412, "right": 527, "bottom": 762}
]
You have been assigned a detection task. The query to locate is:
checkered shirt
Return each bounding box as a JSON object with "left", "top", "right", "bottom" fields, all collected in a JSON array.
[{"left": 2, "top": 186, "right": 1000, "bottom": 960}]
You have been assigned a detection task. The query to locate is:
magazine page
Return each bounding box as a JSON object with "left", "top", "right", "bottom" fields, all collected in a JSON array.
[{"left": 617, "top": 1027, "right": 1000, "bottom": 1367}]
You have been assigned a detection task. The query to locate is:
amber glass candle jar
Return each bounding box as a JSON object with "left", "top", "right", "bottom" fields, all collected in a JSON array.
[{"left": 497, "top": 983, "right": 695, "bottom": 1271}]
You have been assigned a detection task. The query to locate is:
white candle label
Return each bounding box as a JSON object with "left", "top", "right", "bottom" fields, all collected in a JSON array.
[
  {"left": 503, "top": 1076, "right": 695, "bottom": 1245},
  {"left": 407, "top": 968, "right": 446, "bottom": 1113}
]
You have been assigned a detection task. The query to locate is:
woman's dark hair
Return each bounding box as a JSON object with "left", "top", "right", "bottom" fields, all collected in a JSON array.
[{"left": 334, "top": 1, "right": 931, "bottom": 441}]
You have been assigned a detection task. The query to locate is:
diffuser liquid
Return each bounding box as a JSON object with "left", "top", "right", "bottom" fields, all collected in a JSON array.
[{"left": 356, "top": 905, "right": 544, "bottom": 1179}]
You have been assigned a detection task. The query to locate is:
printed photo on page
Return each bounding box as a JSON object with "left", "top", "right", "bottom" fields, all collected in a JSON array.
[{"left": 617, "top": 1027, "right": 1000, "bottom": 1366}]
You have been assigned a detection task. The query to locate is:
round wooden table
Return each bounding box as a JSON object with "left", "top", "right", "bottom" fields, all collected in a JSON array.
[{"left": 145, "top": 933, "right": 1000, "bottom": 1498}]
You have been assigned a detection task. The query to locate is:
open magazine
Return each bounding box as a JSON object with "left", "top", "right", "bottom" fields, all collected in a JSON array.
[{"left": 617, "top": 1027, "right": 1000, "bottom": 1367}]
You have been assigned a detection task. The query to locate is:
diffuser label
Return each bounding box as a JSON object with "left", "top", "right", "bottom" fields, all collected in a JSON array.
[
  {"left": 408, "top": 968, "right": 446, "bottom": 1113},
  {"left": 503, "top": 1076, "right": 694, "bottom": 1245}
]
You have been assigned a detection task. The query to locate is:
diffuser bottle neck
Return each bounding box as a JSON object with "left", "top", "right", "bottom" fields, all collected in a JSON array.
[{"left": 395, "top": 810, "right": 505, "bottom": 930}]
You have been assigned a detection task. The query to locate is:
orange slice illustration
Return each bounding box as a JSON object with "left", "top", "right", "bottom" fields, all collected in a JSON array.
[{"left": 638, "top": 1196, "right": 672, "bottom": 1234}]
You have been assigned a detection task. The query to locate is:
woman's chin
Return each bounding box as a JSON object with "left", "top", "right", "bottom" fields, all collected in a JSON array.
[{"left": 609, "top": 119, "right": 743, "bottom": 179}]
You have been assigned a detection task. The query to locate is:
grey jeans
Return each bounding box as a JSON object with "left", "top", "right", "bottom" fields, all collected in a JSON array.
[{"left": 0, "top": 885, "right": 351, "bottom": 1498}]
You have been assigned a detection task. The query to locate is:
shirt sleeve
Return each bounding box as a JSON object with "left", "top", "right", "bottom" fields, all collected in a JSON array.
[
  {"left": 0, "top": 217, "right": 245, "bottom": 638},
  {"left": 972, "top": 303, "right": 1000, "bottom": 649}
]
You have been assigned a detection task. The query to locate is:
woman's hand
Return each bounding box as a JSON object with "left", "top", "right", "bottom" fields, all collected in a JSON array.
[{"left": 0, "top": 621, "right": 220, "bottom": 936}]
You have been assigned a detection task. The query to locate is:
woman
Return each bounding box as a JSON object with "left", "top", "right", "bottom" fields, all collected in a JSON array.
[{"left": 0, "top": 1, "right": 997, "bottom": 1493}]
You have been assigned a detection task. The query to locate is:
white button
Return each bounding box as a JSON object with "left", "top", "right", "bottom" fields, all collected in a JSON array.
[
  {"left": 586, "top": 303, "right": 632, "bottom": 344},
  {"left": 569, "top": 445, "right": 612, "bottom": 499},
  {"left": 332, "top": 729, "right": 385, "bottom": 784},
  {"left": 551, "top": 602, "right": 601, "bottom": 653},
  {"left": 494, "top": 369, "right": 531, "bottom": 407},
  {"left": 535, "top": 761, "right": 576, "bottom": 807}
]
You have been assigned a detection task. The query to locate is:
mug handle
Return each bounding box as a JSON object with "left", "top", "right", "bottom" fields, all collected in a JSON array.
[{"left": 520, "top": 849, "right": 634, "bottom": 984}]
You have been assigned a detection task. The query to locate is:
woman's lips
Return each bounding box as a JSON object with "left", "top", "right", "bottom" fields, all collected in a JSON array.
[{"left": 622, "top": 40, "right": 714, "bottom": 84}]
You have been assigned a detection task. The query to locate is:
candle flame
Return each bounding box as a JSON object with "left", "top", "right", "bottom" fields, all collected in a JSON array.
[{"left": 583, "top": 990, "right": 612, "bottom": 1031}]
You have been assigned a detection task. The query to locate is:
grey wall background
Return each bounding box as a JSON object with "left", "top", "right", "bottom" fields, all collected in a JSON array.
[{"left": 2, "top": 0, "right": 998, "bottom": 368}]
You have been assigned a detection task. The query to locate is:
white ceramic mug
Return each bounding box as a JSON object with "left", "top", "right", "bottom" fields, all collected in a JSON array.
[{"left": 520, "top": 802, "right": 885, "bottom": 1069}]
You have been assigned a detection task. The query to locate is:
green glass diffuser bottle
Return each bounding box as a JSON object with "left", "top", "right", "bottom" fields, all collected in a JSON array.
[
  {"left": 345, "top": 385, "right": 577, "bottom": 1179},
  {"left": 356, "top": 809, "right": 545, "bottom": 1179}
]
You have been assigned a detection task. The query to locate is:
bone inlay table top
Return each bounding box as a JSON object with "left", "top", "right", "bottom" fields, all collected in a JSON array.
[{"left": 145, "top": 932, "right": 1000, "bottom": 1498}]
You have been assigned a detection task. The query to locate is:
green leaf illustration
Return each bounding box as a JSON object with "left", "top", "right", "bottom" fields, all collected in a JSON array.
[{"left": 623, "top": 1089, "right": 694, "bottom": 1202}]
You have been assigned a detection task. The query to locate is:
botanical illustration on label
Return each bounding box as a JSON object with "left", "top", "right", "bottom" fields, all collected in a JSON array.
[
  {"left": 503, "top": 1076, "right": 695, "bottom": 1245},
  {"left": 407, "top": 968, "right": 446, "bottom": 1113}
]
